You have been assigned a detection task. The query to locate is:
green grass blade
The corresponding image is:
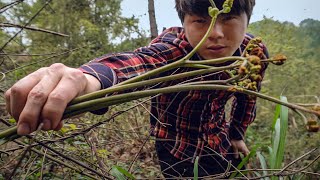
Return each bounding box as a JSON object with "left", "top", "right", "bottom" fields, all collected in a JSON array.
[
  {"left": 111, "top": 165, "right": 135, "bottom": 180},
  {"left": 271, "top": 103, "right": 281, "bottom": 143},
  {"left": 276, "top": 96, "right": 288, "bottom": 167},
  {"left": 257, "top": 151, "right": 269, "bottom": 180},
  {"left": 270, "top": 118, "right": 280, "bottom": 168},
  {"left": 253, "top": 171, "right": 262, "bottom": 178},
  {"left": 193, "top": 156, "right": 199, "bottom": 180},
  {"left": 272, "top": 104, "right": 281, "bottom": 130},
  {"left": 229, "top": 145, "right": 258, "bottom": 178},
  {"left": 270, "top": 96, "right": 289, "bottom": 180}
]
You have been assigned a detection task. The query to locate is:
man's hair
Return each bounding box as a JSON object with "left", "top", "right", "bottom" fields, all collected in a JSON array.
[{"left": 175, "top": 0, "right": 255, "bottom": 23}]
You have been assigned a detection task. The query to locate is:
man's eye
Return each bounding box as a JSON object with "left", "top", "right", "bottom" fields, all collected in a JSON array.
[
  {"left": 194, "top": 19, "right": 207, "bottom": 23},
  {"left": 221, "top": 15, "right": 236, "bottom": 21}
]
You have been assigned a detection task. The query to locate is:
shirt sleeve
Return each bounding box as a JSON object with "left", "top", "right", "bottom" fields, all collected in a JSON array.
[
  {"left": 78, "top": 42, "right": 185, "bottom": 89},
  {"left": 78, "top": 27, "right": 189, "bottom": 89},
  {"left": 229, "top": 44, "right": 269, "bottom": 140},
  {"left": 77, "top": 28, "right": 189, "bottom": 114}
]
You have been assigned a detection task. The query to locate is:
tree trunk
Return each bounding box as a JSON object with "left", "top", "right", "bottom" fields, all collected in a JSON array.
[{"left": 148, "top": 0, "right": 158, "bottom": 40}]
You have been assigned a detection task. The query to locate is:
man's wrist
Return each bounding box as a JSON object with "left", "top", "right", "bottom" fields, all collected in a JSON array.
[{"left": 84, "top": 74, "right": 101, "bottom": 94}]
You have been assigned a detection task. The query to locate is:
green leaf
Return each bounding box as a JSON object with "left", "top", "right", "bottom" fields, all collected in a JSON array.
[
  {"left": 59, "top": 127, "right": 69, "bottom": 134},
  {"left": 271, "top": 103, "right": 281, "bottom": 134},
  {"left": 270, "top": 96, "right": 289, "bottom": 180},
  {"left": 111, "top": 166, "right": 135, "bottom": 180},
  {"left": 193, "top": 156, "right": 199, "bottom": 180},
  {"left": 253, "top": 171, "right": 262, "bottom": 178},
  {"left": 230, "top": 145, "right": 258, "bottom": 178},
  {"left": 270, "top": 118, "right": 280, "bottom": 168},
  {"left": 97, "top": 149, "right": 111, "bottom": 156},
  {"left": 270, "top": 100, "right": 281, "bottom": 149},
  {"left": 276, "top": 96, "right": 289, "bottom": 166},
  {"left": 257, "top": 151, "right": 269, "bottom": 180},
  {"left": 267, "top": 146, "right": 273, "bottom": 155},
  {"left": 68, "top": 124, "right": 77, "bottom": 130},
  {"left": 8, "top": 118, "right": 16, "bottom": 124},
  {"left": 111, "top": 167, "right": 126, "bottom": 180}
]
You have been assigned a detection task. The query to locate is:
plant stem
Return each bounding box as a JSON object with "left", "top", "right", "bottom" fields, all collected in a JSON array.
[
  {"left": 2, "top": 83, "right": 320, "bottom": 139},
  {"left": 70, "top": 64, "right": 239, "bottom": 105},
  {"left": 0, "top": 125, "right": 18, "bottom": 139},
  {"left": 65, "top": 84, "right": 320, "bottom": 118},
  {"left": 185, "top": 56, "right": 246, "bottom": 65}
]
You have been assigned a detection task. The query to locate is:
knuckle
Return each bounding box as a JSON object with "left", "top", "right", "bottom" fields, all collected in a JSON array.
[
  {"left": 20, "top": 112, "right": 33, "bottom": 121},
  {"left": 49, "top": 63, "right": 66, "bottom": 72},
  {"left": 37, "top": 67, "right": 47, "bottom": 73},
  {"left": 28, "top": 89, "right": 47, "bottom": 103},
  {"left": 29, "top": 68, "right": 46, "bottom": 78},
  {"left": 20, "top": 110, "right": 38, "bottom": 122},
  {"left": 67, "top": 69, "right": 85, "bottom": 80},
  {"left": 66, "top": 69, "right": 86, "bottom": 88},
  {"left": 48, "top": 92, "right": 66, "bottom": 103},
  {"left": 10, "top": 85, "right": 23, "bottom": 97}
]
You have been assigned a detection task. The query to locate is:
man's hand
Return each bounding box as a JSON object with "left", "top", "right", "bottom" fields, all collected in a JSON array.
[
  {"left": 5, "top": 63, "right": 101, "bottom": 135},
  {"left": 230, "top": 139, "right": 250, "bottom": 159}
]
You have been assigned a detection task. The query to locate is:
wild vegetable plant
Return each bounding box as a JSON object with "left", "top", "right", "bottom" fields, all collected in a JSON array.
[{"left": 0, "top": 0, "right": 319, "bottom": 179}]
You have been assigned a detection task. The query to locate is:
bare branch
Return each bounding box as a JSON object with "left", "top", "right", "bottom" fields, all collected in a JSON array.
[
  {"left": 9, "top": 123, "right": 43, "bottom": 178},
  {"left": 0, "top": 0, "right": 24, "bottom": 14},
  {"left": 0, "top": 0, "right": 53, "bottom": 52},
  {"left": 1, "top": 23, "right": 69, "bottom": 37},
  {"left": 0, "top": 52, "right": 61, "bottom": 57},
  {"left": 276, "top": 148, "right": 318, "bottom": 175},
  {"left": 4, "top": 46, "right": 87, "bottom": 74},
  {"left": 12, "top": 139, "right": 99, "bottom": 180}
]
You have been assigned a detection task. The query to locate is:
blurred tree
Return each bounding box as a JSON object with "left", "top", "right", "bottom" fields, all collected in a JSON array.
[
  {"left": 7, "top": 0, "right": 147, "bottom": 67},
  {"left": 248, "top": 18, "right": 320, "bottom": 172},
  {"left": 148, "top": 0, "right": 158, "bottom": 40},
  {"left": 248, "top": 17, "right": 320, "bottom": 97},
  {"left": 298, "top": 19, "right": 320, "bottom": 59},
  {"left": 0, "top": 1, "right": 25, "bottom": 73}
]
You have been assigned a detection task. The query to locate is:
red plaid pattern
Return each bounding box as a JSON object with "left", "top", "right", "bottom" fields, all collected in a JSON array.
[{"left": 79, "top": 27, "right": 269, "bottom": 161}]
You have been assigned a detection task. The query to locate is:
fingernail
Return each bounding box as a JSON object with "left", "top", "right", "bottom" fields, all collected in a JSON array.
[
  {"left": 42, "top": 119, "right": 51, "bottom": 130},
  {"left": 17, "top": 123, "right": 30, "bottom": 135}
]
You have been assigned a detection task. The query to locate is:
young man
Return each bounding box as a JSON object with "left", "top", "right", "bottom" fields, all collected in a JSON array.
[{"left": 5, "top": 0, "right": 268, "bottom": 178}]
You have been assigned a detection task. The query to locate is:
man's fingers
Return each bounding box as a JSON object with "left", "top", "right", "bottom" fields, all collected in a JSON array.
[
  {"left": 232, "top": 145, "right": 239, "bottom": 159},
  {"left": 5, "top": 89, "right": 11, "bottom": 116},
  {"left": 17, "top": 72, "right": 63, "bottom": 134},
  {"left": 9, "top": 70, "right": 44, "bottom": 122},
  {"left": 242, "top": 146, "right": 250, "bottom": 157},
  {"left": 7, "top": 63, "right": 89, "bottom": 135},
  {"left": 17, "top": 64, "right": 67, "bottom": 135},
  {"left": 41, "top": 68, "right": 86, "bottom": 130}
]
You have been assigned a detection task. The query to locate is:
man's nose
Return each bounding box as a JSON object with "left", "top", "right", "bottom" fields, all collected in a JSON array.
[{"left": 208, "top": 23, "right": 224, "bottom": 40}]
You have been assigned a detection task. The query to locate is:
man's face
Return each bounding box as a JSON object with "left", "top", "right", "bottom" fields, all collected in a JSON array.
[{"left": 183, "top": 13, "right": 248, "bottom": 59}]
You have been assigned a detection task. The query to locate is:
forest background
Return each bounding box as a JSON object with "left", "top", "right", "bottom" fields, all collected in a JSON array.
[{"left": 0, "top": 0, "right": 319, "bottom": 179}]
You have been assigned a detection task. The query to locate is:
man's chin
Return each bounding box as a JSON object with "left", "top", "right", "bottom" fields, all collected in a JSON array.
[{"left": 202, "top": 55, "right": 225, "bottom": 60}]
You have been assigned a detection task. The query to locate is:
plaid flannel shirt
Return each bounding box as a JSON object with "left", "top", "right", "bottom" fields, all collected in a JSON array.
[{"left": 79, "top": 27, "right": 269, "bottom": 161}]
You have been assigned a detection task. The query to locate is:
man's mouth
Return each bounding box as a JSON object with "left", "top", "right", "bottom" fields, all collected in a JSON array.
[{"left": 207, "top": 45, "right": 226, "bottom": 53}]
